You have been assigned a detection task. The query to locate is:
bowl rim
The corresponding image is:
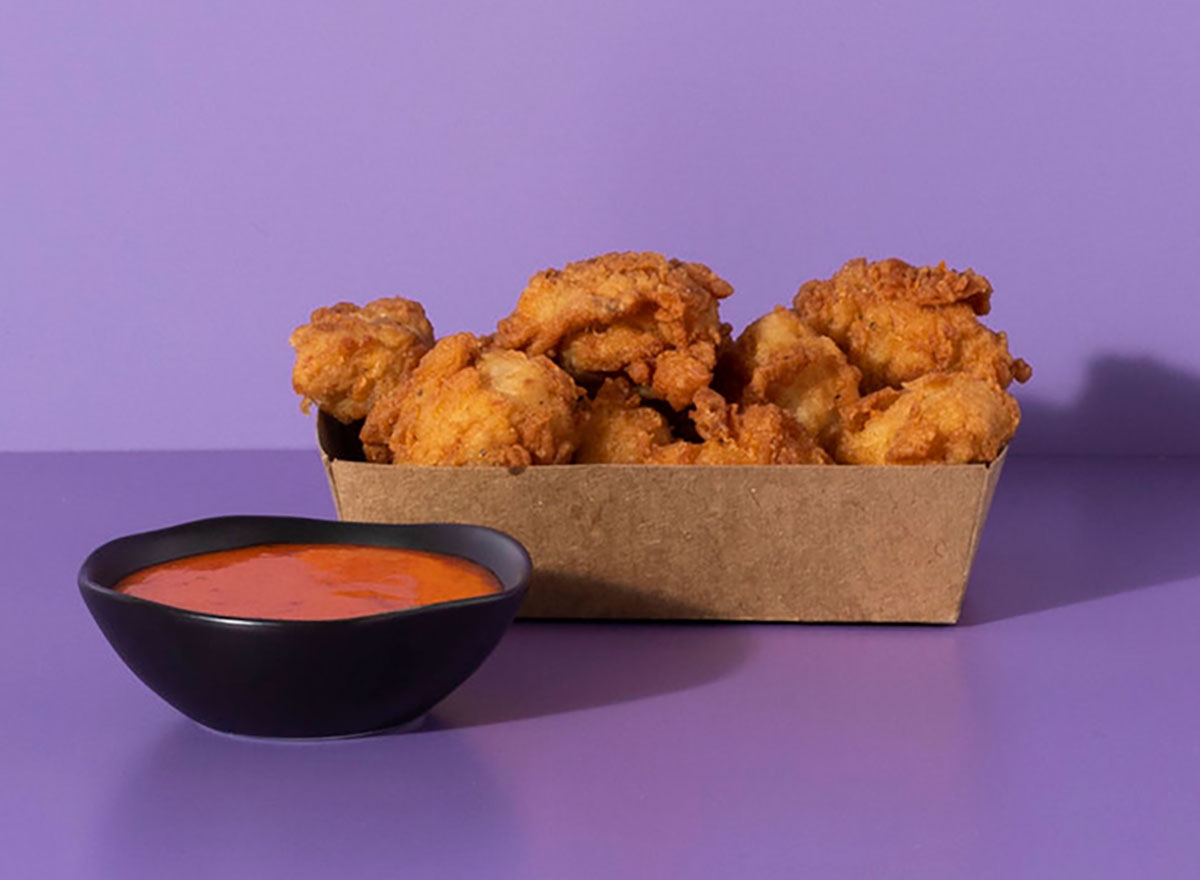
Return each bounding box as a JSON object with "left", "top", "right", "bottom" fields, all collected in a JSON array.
[{"left": 78, "top": 515, "right": 532, "bottom": 628}]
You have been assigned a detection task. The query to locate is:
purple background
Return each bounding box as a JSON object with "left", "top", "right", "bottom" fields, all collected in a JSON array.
[{"left": 4, "top": 1, "right": 1199, "bottom": 453}]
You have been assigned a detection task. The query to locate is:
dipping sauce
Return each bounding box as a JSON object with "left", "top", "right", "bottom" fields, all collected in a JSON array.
[{"left": 115, "top": 543, "right": 502, "bottom": 620}]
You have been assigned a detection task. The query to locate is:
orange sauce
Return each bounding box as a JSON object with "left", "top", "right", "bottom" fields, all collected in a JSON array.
[{"left": 115, "top": 543, "right": 502, "bottom": 620}]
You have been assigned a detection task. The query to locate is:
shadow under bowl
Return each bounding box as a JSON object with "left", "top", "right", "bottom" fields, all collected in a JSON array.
[{"left": 79, "top": 516, "right": 531, "bottom": 739}]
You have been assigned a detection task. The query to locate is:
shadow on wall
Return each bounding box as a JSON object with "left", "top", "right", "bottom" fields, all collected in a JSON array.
[
  {"left": 1016, "top": 355, "right": 1200, "bottom": 456},
  {"left": 964, "top": 355, "right": 1200, "bottom": 624}
]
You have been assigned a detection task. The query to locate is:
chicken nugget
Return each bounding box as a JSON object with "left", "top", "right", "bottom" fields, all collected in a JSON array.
[
  {"left": 360, "top": 333, "right": 583, "bottom": 466},
  {"left": 576, "top": 381, "right": 827, "bottom": 465},
  {"left": 495, "top": 252, "right": 733, "bottom": 410},
  {"left": 794, "top": 258, "right": 1031, "bottom": 392},
  {"left": 728, "top": 306, "right": 861, "bottom": 450},
  {"left": 658, "top": 389, "right": 831, "bottom": 465},
  {"left": 835, "top": 372, "right": 1020, "bottom": 465},
  {"left": 290, "top": 297, "right": 434, "bottom": 423},
  {"left": 575, "top": 378, "right": 677, "bottom": 464}
]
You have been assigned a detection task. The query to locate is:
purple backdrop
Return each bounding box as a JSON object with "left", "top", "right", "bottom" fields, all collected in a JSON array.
[{"left": 4, "top": 1, "right": 1198, "bottom": 453}]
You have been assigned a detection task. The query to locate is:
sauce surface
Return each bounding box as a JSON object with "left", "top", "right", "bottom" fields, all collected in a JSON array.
[{"left": 115, "top": 543, "right": 502, "bottom": 620}]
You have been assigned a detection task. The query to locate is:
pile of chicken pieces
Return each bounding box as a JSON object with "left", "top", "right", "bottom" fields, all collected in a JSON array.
[{"left": 290, "top": 253, "right": 1031, "bottom": 466}]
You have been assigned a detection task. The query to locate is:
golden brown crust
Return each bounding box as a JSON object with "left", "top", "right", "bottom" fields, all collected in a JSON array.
[
  {"left": 294, "top": 255, "right": 1031, "bottom": 467},
  {"left": 289, "top": 297, "right": 434, "bottom": 423},
  {"left": 574, "top": 378, "right": 677, "bottom": 464},
  {"left": 359, "top": 387, "right": 405, "bottom": 463},
  {"left": 360, "top": 333, "right": 584, "bottom": 466},
  {"left": 793, "top": 258, "right": 1031, "bottom": 392},
  {"left": 835, "top": 372, "right": 1020, "bottom": 465},
  {"left": 668, "top": 389, "right": 831, "bottom": 465},
  {"left": 494, "top": 252, "right": 733, "bottom": 410},
  {"left": 577, "top": 382, "right": 829, "bottom": 465},
  {"left": 729, "top": 307, "right": 861, "bottom": 451},
  {"left": 830, "top": 257, "right": 994, "bottom": 313}
]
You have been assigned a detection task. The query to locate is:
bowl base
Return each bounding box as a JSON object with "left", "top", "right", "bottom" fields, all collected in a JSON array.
[{"left": 194, "top": 713, "right": 430, "bottom": 742}]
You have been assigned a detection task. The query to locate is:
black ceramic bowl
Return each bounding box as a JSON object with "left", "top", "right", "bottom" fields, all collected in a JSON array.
[{"left": 79, "top": 516, "right": 530, "bottom": 739}]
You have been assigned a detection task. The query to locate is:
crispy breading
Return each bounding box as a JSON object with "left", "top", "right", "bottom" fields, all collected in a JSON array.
[
  {"left": 729, "top": 306, "right": 861, "bottom": 450},
  {"left": 575, "top": 378, "right": 677, "bottom": 464},
  {"left": 793, "top": 258, "right": 1031, "bottom": 392},
  {"left": 577, "top": 382, "right": 829, "bottom": 465},
  {"left": 835, "top": 372, "right": 1020, "bottom": 465},
  {"left": 358, "top": 383, "right": 406, "bottom": 463},
  {"left": 289, "top": 297, "right": 434, "bottom": 423},
  {"left": 494, "top": 252, "right": 733, "bottom": 410},
  {"left": 360, "top": 333, "right": 583, "bottom": 466},
  {"left": 661, "top": 389, "right": 831, "bottom": 465},
  {"left": 293, "top": 254, "right": 1032, "bottom": 468}
]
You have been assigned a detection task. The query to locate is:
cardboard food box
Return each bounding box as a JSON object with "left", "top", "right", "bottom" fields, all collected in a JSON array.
[{"left": 317, "top": 413, "right": 1005, "bottom": 624}]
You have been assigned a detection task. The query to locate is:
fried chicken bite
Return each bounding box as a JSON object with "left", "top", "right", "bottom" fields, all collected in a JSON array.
[
  {"left": 793, "top": 258, "right": 1032, "bottom": 393},
  {"left": 835, "top": 372, "right": 1020, "bottom": 465},
  {"left": 577, "top": 382, "right": 829, "bottom": 465},
  {"left": 290, "top": 297, "right": 434, "bottom": 423},
  {"left": 575, "top": 378, "right": 676, "bottom": 464},
  {"left": 728, "top": 307, "right": 861, "bottom": 450},
  {"left": 494, "top": 252, "right": 734, "bottom": 410},
  {"left": 663, "top": 389, "right": 831, "bottom": 465},
  {"left": 360, "top": 333, "right": 583, "bottom": 466}
]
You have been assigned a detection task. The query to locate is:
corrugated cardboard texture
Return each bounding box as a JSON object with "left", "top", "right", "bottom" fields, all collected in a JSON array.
[{"left": 317, "top": 414, "right": 1004, "bottom": 623}]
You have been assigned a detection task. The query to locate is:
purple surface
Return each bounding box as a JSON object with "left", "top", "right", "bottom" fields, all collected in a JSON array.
[
  {"left": 4, "top": 2, "right": 1200, "bottom": 454},
  {"left": 2, "top": 451, "right": 1199, "bottom": 878}
]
